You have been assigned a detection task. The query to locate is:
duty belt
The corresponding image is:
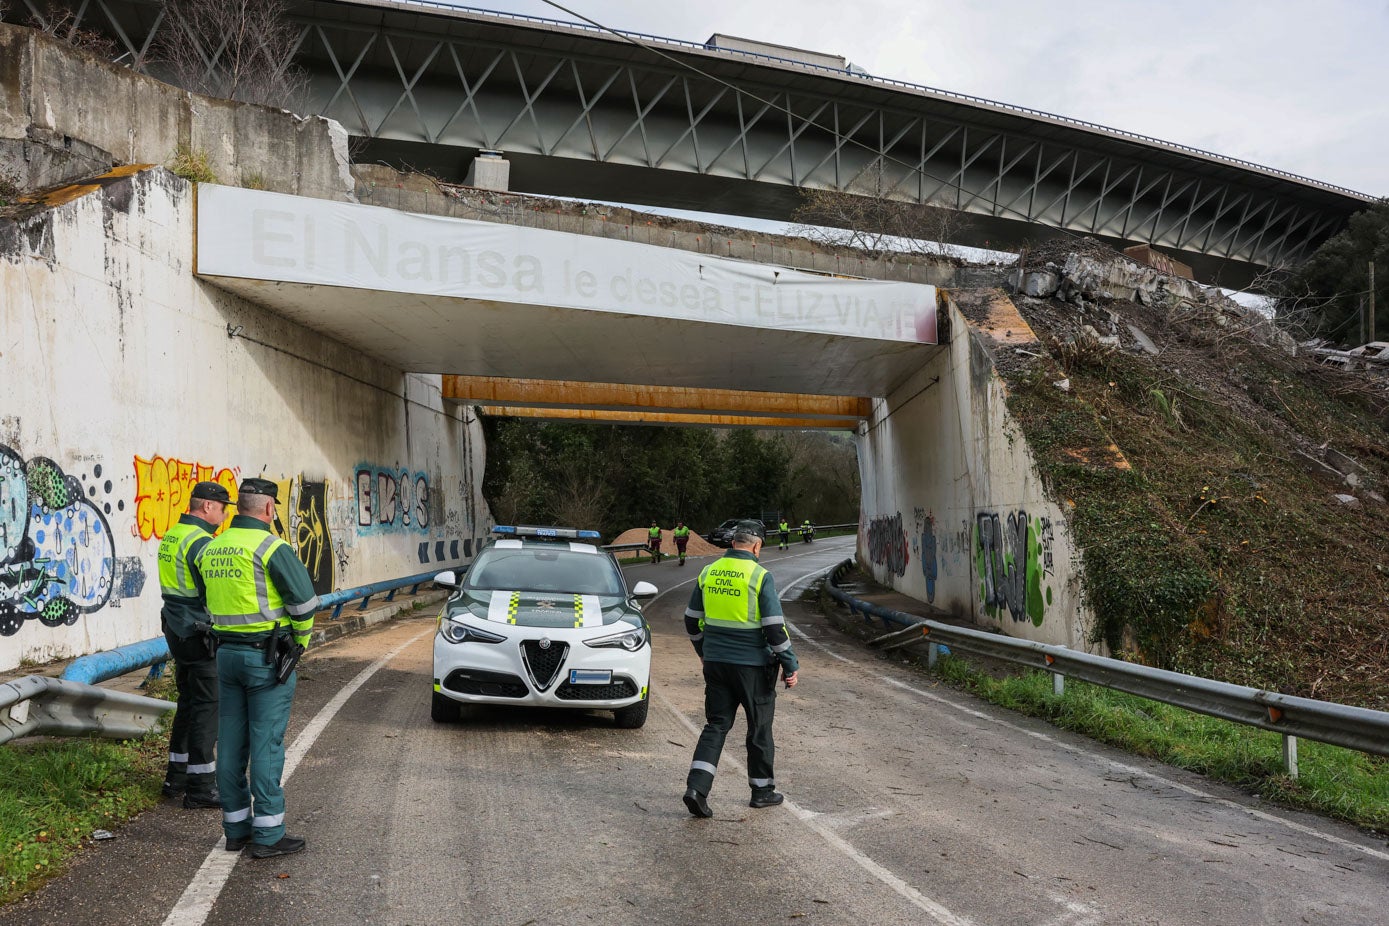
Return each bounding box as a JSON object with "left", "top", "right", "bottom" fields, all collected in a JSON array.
[{"left": 214, "top": 637, "right": 270, "bottom": 650}]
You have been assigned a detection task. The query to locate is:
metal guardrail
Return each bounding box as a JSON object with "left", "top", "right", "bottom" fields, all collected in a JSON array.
[
  {"left": 61, "top": 570, "right": 445, "bottom": 686},
  {"left": 0, "top": 675, "right": 175, "bottom": 747},
  {"left": 823, "top": 560, "right": 1389, "bottom": 775},
  {"left": 399, "top": 2, "right": 1372, "bottom": 200}
]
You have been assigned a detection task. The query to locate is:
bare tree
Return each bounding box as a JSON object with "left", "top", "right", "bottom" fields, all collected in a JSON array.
[
  {"left": 25, "top": 8, "right": 119, "bottom": 57},
  {"left": 153, "top": 0, "right": 306, "bottom": 109},
  {"left": 790, "top": 157, "right": 973, "bottom": 260},
  {"left": 547, "top": 468, "right": 617, "bottom": 532}
]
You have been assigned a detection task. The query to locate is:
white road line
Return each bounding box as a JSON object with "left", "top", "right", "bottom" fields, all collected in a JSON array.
[
  {"left": 652, "top": 688, "right": 975, "bottom": 926},
  {"left": 786, "top": 620, "right": 1389, "bottom": 864},
  {"left": 161, "top": 629, "right": 434, "bottom": 926}
]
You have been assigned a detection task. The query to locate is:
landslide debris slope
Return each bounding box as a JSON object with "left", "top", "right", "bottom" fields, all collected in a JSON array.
[{"left": 970, "top": 242, "right": 1389, "bottom": 711}]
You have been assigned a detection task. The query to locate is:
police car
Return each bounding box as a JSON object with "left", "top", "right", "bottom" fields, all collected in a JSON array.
[{"left": 431, "top": 526, "right": 657, "bottom": 728}]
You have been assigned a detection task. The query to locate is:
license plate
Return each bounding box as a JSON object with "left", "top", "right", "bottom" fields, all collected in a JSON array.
[{"left": 569, "top": 669, "right": 612, "bottom": 685}]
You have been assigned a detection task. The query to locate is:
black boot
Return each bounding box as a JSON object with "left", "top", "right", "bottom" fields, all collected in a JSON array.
[
  {"left": 682, "top": 788, "right": 713, "bottom": 818},
  {"left": 250, "top": 835, "right": 307, "bottom": 859}
]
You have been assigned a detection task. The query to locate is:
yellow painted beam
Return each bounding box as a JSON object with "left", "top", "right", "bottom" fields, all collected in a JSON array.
[
  {"left": 479, "top": 406, "right": 861, "bottom": 430},
  {"left": 443, "top": 375, "right": 870, "bottom": 420}
]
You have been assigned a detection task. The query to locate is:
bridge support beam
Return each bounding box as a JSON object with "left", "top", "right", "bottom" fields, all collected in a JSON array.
[
  {"left": 445, "top": 376, "right": 872, "bottom": 420},
  {"left": 477, "top": 406, "right": 861, "bottom": 430}
]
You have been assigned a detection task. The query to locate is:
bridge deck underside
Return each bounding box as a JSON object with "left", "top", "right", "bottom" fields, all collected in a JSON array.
[
  {"left": 11, "top": 0, "right": 1370, "bottom": 285},
  {"left": 203, "top": 276, "right": 937, "bottom": 398}
]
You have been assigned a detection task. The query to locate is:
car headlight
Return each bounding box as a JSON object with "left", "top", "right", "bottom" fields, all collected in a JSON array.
[
  {"left": 584, "top": 625, "right": 649, "bottom": 651},
  {"left": 440, "top": 618, "right": 506, "bottom": 645}
]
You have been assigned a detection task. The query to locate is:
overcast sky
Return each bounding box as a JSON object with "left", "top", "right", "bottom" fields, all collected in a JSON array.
[{"left": 471, "top": 0, "right": 1389, "bottom": 197}]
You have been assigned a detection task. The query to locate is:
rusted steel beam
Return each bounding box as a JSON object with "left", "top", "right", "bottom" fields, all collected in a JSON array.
[
  {"left": 477, "top": 406, "right": 861, "bottom": 430},
  {"left": 444, "top": 376, "right": 871, "bottom": 419}
]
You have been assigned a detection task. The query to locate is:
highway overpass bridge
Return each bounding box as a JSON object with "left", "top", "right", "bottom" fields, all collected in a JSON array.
[{"left": 5, "top": 0, "right": 1376, "bottom": 287}]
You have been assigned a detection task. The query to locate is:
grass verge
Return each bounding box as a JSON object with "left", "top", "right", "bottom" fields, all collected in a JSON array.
[
  {"left": 930, "top": 654, "right": 1389, "bottom": 833},
  {"left": 0, "top": 674, "right": 174, "bottom": 904}
]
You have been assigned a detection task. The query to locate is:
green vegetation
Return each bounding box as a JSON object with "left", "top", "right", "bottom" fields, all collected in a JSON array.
[
  {"left": 482, "top": 419, "right": 860, "bottom": 540},
  {"left": 1001, "top": 309, "right": 1389, "bottom": 710},
  {"left": 930, "top": 655, "right": 1389, "bottom": 831},
  {"left": 168, "top": 146, "right": 217, "bottom": 184},
  {"left": 1279, "top": 199, "right": 1389, "bottom": 342},
  {"left": 0, "top": 733, "right": 166, "bottom": 903}
]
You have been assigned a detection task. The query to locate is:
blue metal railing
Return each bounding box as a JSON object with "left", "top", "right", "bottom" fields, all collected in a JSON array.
[{"left": 60, "top": 569, "right": 448, "bottom": 686}]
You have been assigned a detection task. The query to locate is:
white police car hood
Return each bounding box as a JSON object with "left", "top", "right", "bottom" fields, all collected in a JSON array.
[{"left": 451, "top": 588, "right": 633, "bottom": 629}]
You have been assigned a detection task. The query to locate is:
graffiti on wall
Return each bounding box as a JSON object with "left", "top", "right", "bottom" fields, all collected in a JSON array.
[
  {"left": 1, "top": 446, "right": 144, "bottom": 636},
  {"left": 866, "top": 511, "right": 910, "bottom": 577},
  {"left": 272, "top": 476, "right": 335, "bottom": 597},
  {"left": 133, "top": 455, "right": 239, "bottom": 541},
  {"left": 134, "top": 455, "right": 335, "bottom": 596},
  {"left": 975, "top": 510, "right": 1055, "bottom": 626},
  {"left": 355, "top": 464, "right": 429, "bottom": 533},
  {"left": 912, "top": 508, "right": 939, "bottom": 604}
]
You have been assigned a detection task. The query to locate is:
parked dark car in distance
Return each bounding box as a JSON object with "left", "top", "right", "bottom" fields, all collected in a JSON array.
[{"left": 705, "top": 518, "right": 765, "bottom": 547}]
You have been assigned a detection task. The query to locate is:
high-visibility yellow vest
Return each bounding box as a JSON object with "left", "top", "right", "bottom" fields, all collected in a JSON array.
[
  {"left": 158, "top": 521, "right": 211, "bottom": 599},
  {"left": 199, "top": 528, "right": 292, "bottom": 635},
  {"left": 778, "top": 521, "right": 789, "bottom": 532},
  {"left": 649, "top": 526, "right": 661, "bottom": 539},
  {"left": 673, "top": 526, "right": 690, "bottom": 539},
  {"left": 697, "top": 557, "right": 768, "bottom": 629}
]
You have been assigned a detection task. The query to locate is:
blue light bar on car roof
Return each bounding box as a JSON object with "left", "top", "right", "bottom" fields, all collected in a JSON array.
[{"left": 492, "top": 525, "right": 602, "bottom": 541}]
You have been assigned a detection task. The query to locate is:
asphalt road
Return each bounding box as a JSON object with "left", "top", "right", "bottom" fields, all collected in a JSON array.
[{"left": 4, "top": 536, "right": 1386, "bottom": 926}]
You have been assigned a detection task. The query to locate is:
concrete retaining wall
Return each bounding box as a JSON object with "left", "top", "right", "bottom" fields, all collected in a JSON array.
[
  {"left": 0, "top": 23, "right": 354, "bottom": 202},
  {"left": 856, "top": 290, "right": 1092, "bottom": 649},
  {"left": 0, "top": 167, "right": 491, "bottom": 672}
]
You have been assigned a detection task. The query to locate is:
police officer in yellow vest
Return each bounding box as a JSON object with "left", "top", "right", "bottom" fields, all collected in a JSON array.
[
  {"left": 682, "top": 520, "right": 800, "bottom": 817},
  {"left": 198, "top": 478, "right": 320, "bottom": 859},
  {"left": 777, "top": 518, "right": 790, "bottom": 551},
  {"left": 158, "top": 481, "right": 231, "bottom": 808}
]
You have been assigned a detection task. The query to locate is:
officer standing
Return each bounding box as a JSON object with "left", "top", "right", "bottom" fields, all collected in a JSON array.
[
  {"left": 682, "top": 520, "right": 799, "bottom": 817},
  {"left": 777, "top": 517, "right": 790, "bottom": 551},
  {"left": 158, "top": 481, "right": 231, "bottom": 808},
  {"left": 198, "top": 478, "right": 320, "bottom": 859}
]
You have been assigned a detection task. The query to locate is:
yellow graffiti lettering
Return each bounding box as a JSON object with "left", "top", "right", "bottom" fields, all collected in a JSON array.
[{"left": 133, "top": 454, "right": 238, "bottom": 540}]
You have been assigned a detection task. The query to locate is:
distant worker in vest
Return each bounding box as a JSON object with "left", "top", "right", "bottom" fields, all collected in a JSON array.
[
  {"left": 682, "top": 520, "right": 799, "bottom": 817},
  {"left": 158, "top": 480, "right": 232, "bottom": 809},
  {"left": 672, "top": 520, "right": 691, "bottom": 566},
  {"left": 199, "top": 478, "right": 320, "bottom": 859},
  {"left": 800, "top": 518, "right": 815, "bottom": 543},
  {"left": 777, "top": 517, "right": 790, "bottom": 551},
  {"left": 647, "top": 520, "right": 664, "bottom": 564}
]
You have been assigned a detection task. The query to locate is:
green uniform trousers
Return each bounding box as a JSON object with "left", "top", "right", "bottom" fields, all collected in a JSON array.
[
  {"left": 686, "top": 661, "right": 779, "bottom": 798},
  {"left": 216, "top": 643, "right": 297, "bottom": 845}
]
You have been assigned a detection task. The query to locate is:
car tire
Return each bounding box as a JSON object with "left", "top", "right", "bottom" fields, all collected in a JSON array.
[
  {"left": 431, "top": 691, "right": 461, "bottom": 724},
  {"left": 613, "top": 694, "right": 649, "bottom": 729}
]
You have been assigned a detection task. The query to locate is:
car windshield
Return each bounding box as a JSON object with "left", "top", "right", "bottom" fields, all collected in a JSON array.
[{"left": 465, "top": 547, "right": 625, "bottom": 596}]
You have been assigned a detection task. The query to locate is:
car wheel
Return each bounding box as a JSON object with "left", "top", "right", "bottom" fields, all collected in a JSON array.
[
  {"left": 431, "top": 691, "right": 461, "bottom": 723},
  {"left": 613, "top": 695, "right": 649, "bottom": 729}
]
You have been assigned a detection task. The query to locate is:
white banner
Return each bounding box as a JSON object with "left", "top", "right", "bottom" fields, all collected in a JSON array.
[{"left": 196, "top": 186, "right": 938, "bottom": 344}]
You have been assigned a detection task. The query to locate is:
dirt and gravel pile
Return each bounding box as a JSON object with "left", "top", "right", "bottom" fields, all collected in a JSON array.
[{"left": 607, "top": 528, "right": 723, "bottom": 560}]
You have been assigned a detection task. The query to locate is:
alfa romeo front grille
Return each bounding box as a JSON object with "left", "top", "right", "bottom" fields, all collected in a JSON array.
[
  {"left": 554, "top": 679, "right": 639, "bottom": 701},
  {"left": 443, "top": 669, "right": 528, "bottom": 698},
  {"left": 520, "top": 640, "right": 569, "bottom": 690}
]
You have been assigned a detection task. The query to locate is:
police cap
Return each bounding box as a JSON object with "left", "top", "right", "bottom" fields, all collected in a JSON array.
[
  {"left": 733, "top": 519, "right": 766, "bottom": 541},
  {"left": 237, "top": 477, "right": 279, "bottom": 502},
  {"left": 189, "top": 481, "right": 232, "bottom": 504}
]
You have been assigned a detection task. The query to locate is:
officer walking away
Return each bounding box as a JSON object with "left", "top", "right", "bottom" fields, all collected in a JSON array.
[
  {"left": 199, "top": 478, "right": 320, "bottom": 859},
  {"left": 647, "top": 520, "right": 664, "bottom": 564},
  {"left": 777, "top": 517, "right": 790, "bottom": 551},
  {"left": 672, "top": 520, "right": 691, "bottom": 566},
  {"left": 158, "top": 481, "right": 231, "bottom": 808},
  {"left": 682, "top": 520, "right": 799, "bottom": 817}
]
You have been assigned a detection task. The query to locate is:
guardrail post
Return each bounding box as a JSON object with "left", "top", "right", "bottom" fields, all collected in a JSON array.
[
  {"left": 1048, "top": 648, "right": 1066, "bottom": 696},
  {"left": 927, "top": 641, "right": 939, "bottom": 668},
  {"left": 1282, "top": 734, "right": 1299, "bottom": 779},
  {"left": 358, "top": 595, "right": 372, "bottom": 611},
  {"left": 385, "top": 588, "right": 398, "bottom": 602}
]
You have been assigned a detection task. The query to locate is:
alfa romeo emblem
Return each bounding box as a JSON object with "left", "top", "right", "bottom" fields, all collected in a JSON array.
[
  {"left": 535, "top": 599, "right": 557, "bottom": 609},
  {"left": 539, "top": 637, "right": 552, "bottom": 650}
]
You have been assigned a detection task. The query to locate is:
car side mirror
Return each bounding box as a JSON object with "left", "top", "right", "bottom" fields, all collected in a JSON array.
[
  {"left": 434, "top": 570, "right": 459, "bottom": 590},
  {"left": 631, "top": 581, "right": 658, "bottom": 599}
]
